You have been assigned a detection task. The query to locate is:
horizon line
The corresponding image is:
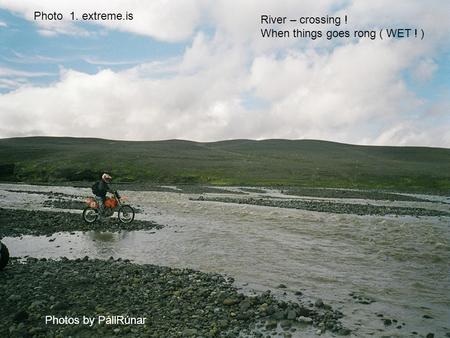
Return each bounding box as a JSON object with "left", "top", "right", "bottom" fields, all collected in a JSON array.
[{"left": 1, "top": 135, "right": 449, "bottom": 150}]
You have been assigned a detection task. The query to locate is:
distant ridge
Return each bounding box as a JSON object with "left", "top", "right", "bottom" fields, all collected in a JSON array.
[{"left": 0, "top": 137, "right": 449, "bottom": 192}]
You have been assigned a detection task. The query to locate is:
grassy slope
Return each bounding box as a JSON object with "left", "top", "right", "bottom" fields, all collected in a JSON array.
[{"left": 0, "top": 137, "right": 449, "bottom": 192}]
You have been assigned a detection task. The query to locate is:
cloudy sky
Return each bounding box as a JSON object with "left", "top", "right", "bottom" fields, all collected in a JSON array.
[{"left": 0, "top": 0, "right": 449, "bottom": 146}]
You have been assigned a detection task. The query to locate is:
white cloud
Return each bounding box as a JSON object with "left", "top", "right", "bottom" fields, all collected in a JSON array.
[
  {"left": 0, "top": 67, "right": 55, "bottom": 90},
  {"left": 82, "top": 57, "right": 142, "bottom": 66},
  {"left": 3, "top": 51, "right": 67, "bottom": 64},
  {"left": 0, "top": 66, "right": 54, "bottom": 77},
  {"left": 0, "top": 0, "right": 449, "bottom": 146},
  {"left": 0, "top": 78, "right": 26, "bottom": 90}
]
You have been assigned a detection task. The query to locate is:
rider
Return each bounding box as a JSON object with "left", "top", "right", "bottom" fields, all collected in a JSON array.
[{"left": 93, "top": 173, "right": 114, "bottom": 217}]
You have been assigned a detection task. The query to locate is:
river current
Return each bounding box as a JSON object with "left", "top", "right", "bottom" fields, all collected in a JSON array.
[{"left": 1, "top": 183, "right": 449, "bottom": 337}]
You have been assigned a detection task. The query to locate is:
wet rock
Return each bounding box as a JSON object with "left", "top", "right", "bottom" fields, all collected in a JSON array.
[
  {"left": 265, "top": 319, "right": 277, "bottom": 330},
  {"left": 315, "top": 298, "right": 324, "bottom": 308},
  {"left": 258, "top": 303, "right": 268, "bottom": 313},
  {"left": 196, "top": 196, "right": 450, "bottom": 217},
  {"left": 298, "top": 316, "right": 313, "bottom": 324},
  {"left": 286, "top": 310, "right": 297, "bottom": 320},
  {"left": 323, "top": 303, "right": 332, "bottom": 310},
  {"left": 297, "top": 306, "right": 312, "bottom": 317},
  {"left": 338, "top": 328, "right": 351, "bottom": 335},
  {"left": 266, "top": 305, "right": 275, "bottom": 315},
  {"left": 280, "top": 320, "right": 292, "bottom": 330},
  {"left": 352, "top": 293, "right": 375, "bottom": 305},
  {"left": 273, "top": 310, "right": 285, "bottom": 320}
]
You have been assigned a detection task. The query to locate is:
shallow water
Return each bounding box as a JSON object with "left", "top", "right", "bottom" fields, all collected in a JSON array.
[{"left": 1, "top": 183, "right": 449, "bottom": 337}]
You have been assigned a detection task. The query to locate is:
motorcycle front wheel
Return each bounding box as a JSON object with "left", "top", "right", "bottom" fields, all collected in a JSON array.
[
  {"left": 83, "top": 207, "right": 99, "bottom": 223},
  {"left": 118, "top": 205, "right": 135, "bottom": 224}
]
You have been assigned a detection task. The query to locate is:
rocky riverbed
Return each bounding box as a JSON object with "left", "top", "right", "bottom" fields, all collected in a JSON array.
[
  {"left": 0, "top": 208, "right": 163, "bottom": 237},
  {"left": 1, "top": 258, "right": 349, "bottom": 338},
  {"left": 279, "top": 187, "right": 434, "bottom": 202},
  {"left": 193, "top": 196, "right": 450, "bottom": 217}
]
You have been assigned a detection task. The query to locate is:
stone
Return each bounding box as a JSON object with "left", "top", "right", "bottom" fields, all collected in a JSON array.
[
  {"left": 287, "top": 310, "right": 296, "bottom": 320},
  {"left": 273, "top": 310, "right": 285, "bottom": 320},
  {"left": 339, "top": 328, "right": 351, "bottom": 335},
  {"left": 240, "top": 300, "right": 251, "bottom": 312},
  {"left": 280, "top": 320, "right": 292, "bottom": 329},
  {"left": 297, "top": 316, "right": 313, "bottom": 324},
  {"left": 265, "top": 320, "right": 277, "bottom": 330},
  {"left": 8, "top": 294, "right": 21, "bottom": 302},
  {"left": 315, "top": 298, "right": 324, "bottom": 308},
  {"left": 218, "top": 319, "right": 228, "bottom": 329},
  {"left": 259, "top": 303, "right": 268, "bottom": 313},
  {"left": 223, "top": 298, "right": 239, "bottom": 305},
  {"left": 182, "top": 328, "right": 198, "bottom": 336}
]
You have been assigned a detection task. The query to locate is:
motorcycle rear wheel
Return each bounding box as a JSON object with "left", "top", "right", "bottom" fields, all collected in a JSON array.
[
  {"left": 83, "top": 207, "right": 99, "bottom": 223},
  {"left": 118, "top": 205, "right": 135, "bottom": 224}
]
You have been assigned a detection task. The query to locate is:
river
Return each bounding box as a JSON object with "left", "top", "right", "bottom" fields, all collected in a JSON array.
[{"left": 1, "top": 183, "right": 449, "bottom": 337}]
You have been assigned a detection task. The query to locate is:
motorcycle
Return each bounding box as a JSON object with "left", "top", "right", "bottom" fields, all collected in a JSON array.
[
  {"left": 83, "top": 191, "right": 135, "bottom": 224},
  {"left": 0, "top": 241, "right": 9, "bottom": 270}
]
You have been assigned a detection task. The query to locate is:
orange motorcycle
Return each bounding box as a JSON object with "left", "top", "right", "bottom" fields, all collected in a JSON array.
[{"left": 83, "top": 191, "right": 135, "bottom": 224}]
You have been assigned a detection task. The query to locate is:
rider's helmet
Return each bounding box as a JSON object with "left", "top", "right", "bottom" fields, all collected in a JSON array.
[{"left": 102, "top": 173, "right": 112, "bottom": 183}]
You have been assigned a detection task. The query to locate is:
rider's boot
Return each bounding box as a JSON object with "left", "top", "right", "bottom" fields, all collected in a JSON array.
[{"left": 98, "top": 204, "right": 105, "bottom": 222}]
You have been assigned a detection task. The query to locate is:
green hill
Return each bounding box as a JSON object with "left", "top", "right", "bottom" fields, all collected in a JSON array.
[{"left": 0, "top": 137, "right": 449, "bottom": 193}]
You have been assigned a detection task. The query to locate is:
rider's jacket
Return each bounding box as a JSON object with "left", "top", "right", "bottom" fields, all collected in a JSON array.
[{"left": 96, "top": 180, "right": 113, "bottom": 198}]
